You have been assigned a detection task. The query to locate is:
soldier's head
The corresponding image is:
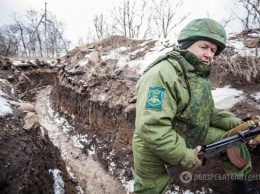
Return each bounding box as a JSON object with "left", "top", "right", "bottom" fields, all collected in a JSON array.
[{"left": 177, "top": 18, "right": 226, "bottom": 57}]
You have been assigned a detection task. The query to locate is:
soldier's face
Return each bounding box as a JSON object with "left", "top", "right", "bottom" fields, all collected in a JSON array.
[{"left": 186, "top": 40, "right": 217, "bottom": 65}]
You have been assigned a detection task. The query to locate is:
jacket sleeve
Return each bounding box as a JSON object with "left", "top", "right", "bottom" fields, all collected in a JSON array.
[
  {"left": 135, "top": 60, "right": 194, "bottom": 166},
  {"left": 210, "top": 107, "right": 242, "bottom": 131}
]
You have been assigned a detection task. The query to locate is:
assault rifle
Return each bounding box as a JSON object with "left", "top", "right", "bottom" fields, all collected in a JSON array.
[{"left": 165, "top": 125, "right": 260, "bottom": 177}]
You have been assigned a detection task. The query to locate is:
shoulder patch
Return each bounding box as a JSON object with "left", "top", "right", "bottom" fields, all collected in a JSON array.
[{"left": 145, "top": 87, "right": 165, "bottom": 110}]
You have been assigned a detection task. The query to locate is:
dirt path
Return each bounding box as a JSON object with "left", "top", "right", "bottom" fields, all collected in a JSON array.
[{"left": 35, "top": 86, "right": 127, "bottom": 194}]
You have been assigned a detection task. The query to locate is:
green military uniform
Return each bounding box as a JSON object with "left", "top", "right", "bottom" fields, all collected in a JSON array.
[{"left": 132, "top": 47, "right": 252, "bottom": 193}]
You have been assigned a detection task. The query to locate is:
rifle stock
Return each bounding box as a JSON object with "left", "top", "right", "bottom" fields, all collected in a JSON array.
[{"left": 165, "top": 126, "right": 260, "bottom": 177}]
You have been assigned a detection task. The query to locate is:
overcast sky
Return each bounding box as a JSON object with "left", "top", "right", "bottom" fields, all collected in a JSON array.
[{"left": 0, "top": 0, "right": 240, "bottom": 47}]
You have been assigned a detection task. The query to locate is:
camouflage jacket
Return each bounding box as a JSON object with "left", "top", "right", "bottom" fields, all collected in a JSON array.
[{"left": 133, "top": 48, "right": 241, "bottom": 178}]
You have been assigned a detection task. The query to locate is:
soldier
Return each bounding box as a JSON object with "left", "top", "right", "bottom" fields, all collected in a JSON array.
[{"left": 132, "top": 18, "right": 260, "bottom": 194}]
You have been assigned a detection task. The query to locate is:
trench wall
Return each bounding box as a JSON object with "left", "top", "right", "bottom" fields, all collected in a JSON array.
[{"left": 50, "top": 74, "right": 136, "bottom": 180}]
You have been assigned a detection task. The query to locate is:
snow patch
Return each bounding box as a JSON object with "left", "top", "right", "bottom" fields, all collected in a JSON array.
[
  {"left": 128, "top": 39, "right": 174, "bottom": 74},
  {"left": 0, "top": 89, "right": 19, "bottom": 117},
  {"left": 227, "top": 39, "right": 259, "bottom": 57},
  {"left": 124, "top": 179, "right": 134, "bottom": 194},
  {"left": 0, "top": 89, "right": 7, "bottom": 96},
  {"left": 71, "top": 134, "right": 88, "bottom": 148},
  {"left": 251, "top": 92, "right": 260, "bottom": 101},
  {"left": 0, "top": 78, "right": 6, "bottom": 83},
  {"left": 0, "top": 96, "right": 13, "bottom": 116},
  {"left": 48, "top": 169, "right": 65, "bottom": 194},
  {"left": 212, "top": 86, "right": 244, "bottom": 109}
]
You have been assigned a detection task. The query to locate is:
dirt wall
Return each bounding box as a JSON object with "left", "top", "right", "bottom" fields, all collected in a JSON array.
[{"left": 50, "top": 73, "right": 136, "bottom": 181}]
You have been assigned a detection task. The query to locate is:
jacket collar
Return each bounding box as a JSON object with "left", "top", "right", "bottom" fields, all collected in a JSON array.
[{"left": 173, "top": 48, "right": 212, "bottom": 78}]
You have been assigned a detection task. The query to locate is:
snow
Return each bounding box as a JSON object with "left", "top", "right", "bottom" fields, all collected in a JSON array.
[
  {"left": 0, "top": 89, "right": 19, "bottom": 117},
  {"left": 101, "top": 47, "right": 129, "bottom": 62},
  {"left": 0, "top": 89, "right": 7, "bottom": 96},
  {"left": 66, "top": 166, "right": 76, "bottom": 179},
  {"left": 212, "top": 85, "right": 245, "bottom": 109},
  {"left": 77, "top": 59, "right": 88, "bottom": 67},
  {"left": 65, "top": 167, "right": 83, "bottom": 194},
  {"left": 0, "top": 96, "right": 13, "bottom": 116},
  {"left": 48, "top": 169, "right": 65, "bottom": 194},
  {"left": 165, "top": 186, "right": 213, "bottom": 194},
  {"left": 98, "top": 39, "right": 174, "bottom": 74},
  {"left": 128, "top": 39, "right": 174, "bottom": 74},
  {"left": 227, "top": 39, "right": 259, "bottom": 57},
  {"left": 12, "top": 60, "right": 57, "bottom": 67},
  {"left": 66, "top": 163, "right": 85, "bottom": 194},
  {"left": 45, "top": 96, "right": 89, "bottom": 148},
  {"left": 0, "top": 78, "right": 6, "bottom": 83},
  {"left": 70, "top": 134, "right": 88, "bottom": 149},
  {"left": 13, "top": 61, "right": 31, "bottom": 67},
  {"left": 124, "top": 179, "right": 135, "bottom": 194},
  {"left": 251, "top": 92, "right": 260, "bottom": 101}
]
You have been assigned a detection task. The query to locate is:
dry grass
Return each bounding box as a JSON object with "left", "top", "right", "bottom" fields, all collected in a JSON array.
[{"left": 213, "top": 46, "right": 260, "bottom": 83}]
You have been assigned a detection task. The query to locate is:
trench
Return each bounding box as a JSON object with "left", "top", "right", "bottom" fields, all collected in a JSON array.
[
  {"left": 35, "top": 85, "right": 129, "bottom": 194},
  {"left": 13, "top": 45, "right": 260, "bottom": 194}
]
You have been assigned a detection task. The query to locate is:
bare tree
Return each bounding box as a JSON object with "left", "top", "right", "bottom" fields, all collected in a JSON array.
[
  {"left": 111, "top": 0, "right": 149, "bottom": 39},
  {"left": 47, "top": 14, "right": 70, "bottom": 57},
  {"left": 11, "top": 13, "right": 28, "bottom": 55},
  {"left": 85, "top": 28, "right": 96, "bottom": 44},
  {"left": 151, "top": 0, "right": 189, "bottom": 38},
  {"left": 0, "top": 25, "right": 19, "bottom": 56},
  {"left": 0, "top": 9, "right": 70, "bottom": 57},
  {"left": 221, "top": 15, "right": 235, "bottom": 28},
  {"left": 233, "top": 0, "right": 260, "bottom": 30},
  {"left": 93, "top": 14, "right": 106, "bottom": 41},
  {"left": 24, "top": 9, "right": 44, "bottom": 57},
  {"left": 142, "top": 12, "right": 154, "bottom": 39},
  {"left": 77, "top": 36, "right": 84, "bottom": 46}
]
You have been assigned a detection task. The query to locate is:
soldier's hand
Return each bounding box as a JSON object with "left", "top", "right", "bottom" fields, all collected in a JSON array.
[
  {"left": 242, "top": 114, "right": 260, "bottom": 126},
  {"left": 248, "top": 115, "right": 260, "bottom": 148},
  {"left": 249, "top": 139, "right": 259, "bottom": 145},
  {"left": 252, "top": 115, "right": 260, "bottom": 126},
  {"left": 187, "top": 146, "right": 202, "bottom": 169},
  {"left": 243, "top": 114, "right": 260, "bottom": 126}
]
